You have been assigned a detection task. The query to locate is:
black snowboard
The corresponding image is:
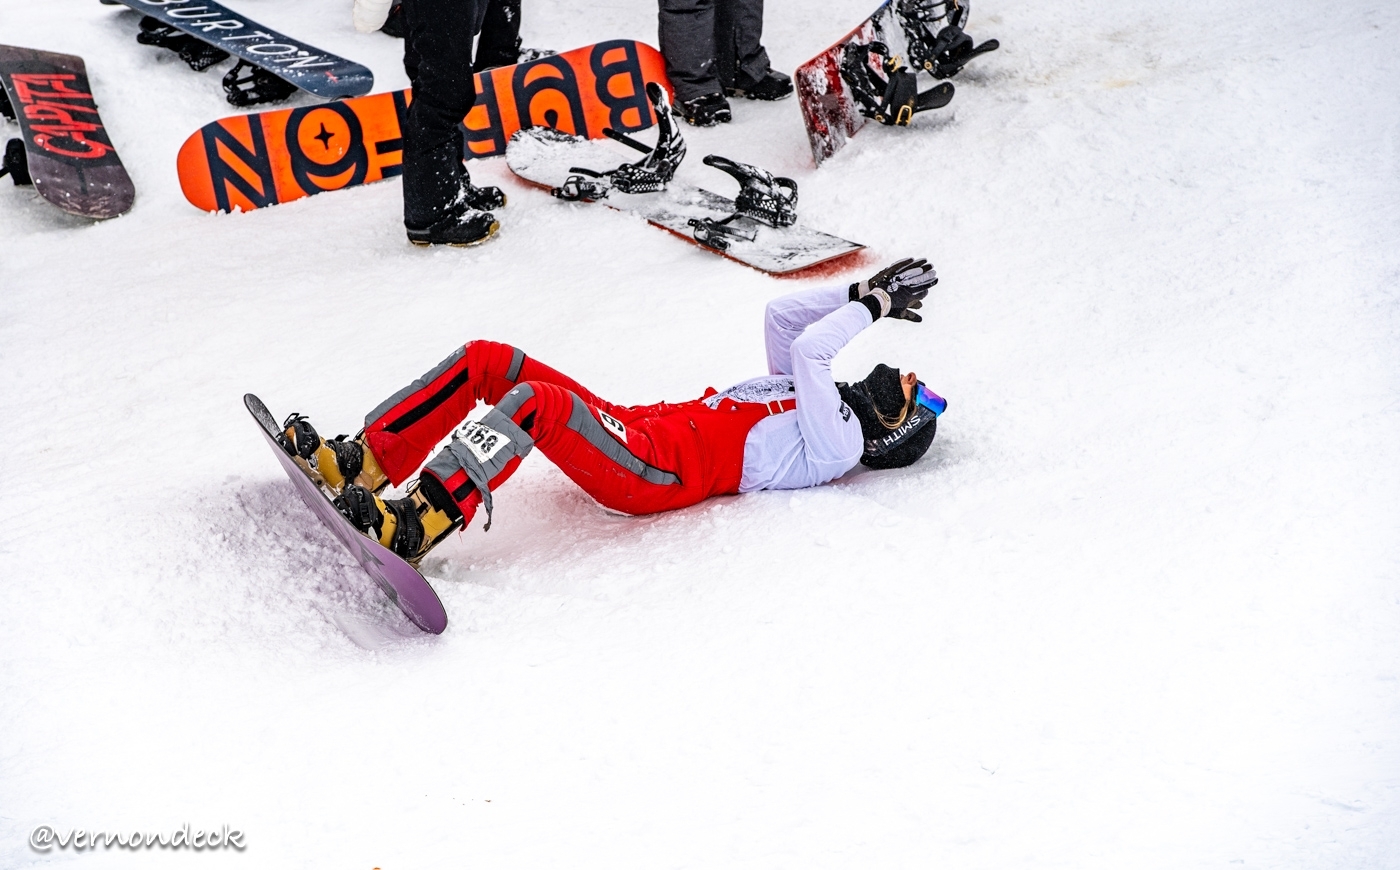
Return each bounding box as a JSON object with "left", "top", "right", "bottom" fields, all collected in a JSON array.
[
  {"left": 106, "top": 0, "right": 373, "bottom": 103},
  {"left": 0, "top": 44, "right": 134, "bottom": 219}
]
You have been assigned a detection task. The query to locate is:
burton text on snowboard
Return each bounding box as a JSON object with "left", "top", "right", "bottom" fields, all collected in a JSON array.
[
  {"left": 245, "top": 394, "right": 448, "bottom": 635},
  {"left": 107, "top": 0, "right": 374, "bottom": 104},
  {"left": 177, "top": 40, "right": 669, "bottom": 213},
  {"left": 0, "top": 44, "right": 134, "bottom": 219}
]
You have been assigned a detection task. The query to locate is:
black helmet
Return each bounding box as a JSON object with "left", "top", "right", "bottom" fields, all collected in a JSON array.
[{"left": 838, "top": 363, "right": 946, "bottom": 469}]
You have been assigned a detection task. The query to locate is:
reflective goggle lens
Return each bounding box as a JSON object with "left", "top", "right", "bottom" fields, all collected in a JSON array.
[{"left": 915, "top": 383, "right": 946, "bottom": 417}]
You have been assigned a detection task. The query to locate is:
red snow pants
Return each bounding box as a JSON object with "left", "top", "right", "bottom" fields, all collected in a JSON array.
[{"left": 361, "top": 340, "right": 775, "bottom": 525}]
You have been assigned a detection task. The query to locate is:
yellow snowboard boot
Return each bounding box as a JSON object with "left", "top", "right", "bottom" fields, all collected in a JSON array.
[
  {"left": 279, "top": 414, "right": 387, "bottom": 495},
  {"left": 333, "top": 481, "right": 461, "bottom": 565}
]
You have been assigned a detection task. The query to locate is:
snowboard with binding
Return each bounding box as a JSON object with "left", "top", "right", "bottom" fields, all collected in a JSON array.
[
  {"left": 506, "top": 84, "right": 862, "bottom": 275},
  {"left": 796, "top": 0, "right": 997, "bottom": 165},
  {"left": 245, "top": 394, "right": 448, "bottom": 635},
  {"left": 104, "top": 0, "right": 373, "bottom": 105},
  {"left": 176, "top": 40, "right": 668, "bottom": 213},
  {"left": 0, "top": 44, "right": 134, "bottom": 219}
]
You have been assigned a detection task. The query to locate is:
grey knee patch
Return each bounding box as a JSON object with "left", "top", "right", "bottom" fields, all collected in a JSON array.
[
  {"left": 505, "top": 346, "right": 525, "bottom": 382},
  {"left": 424, "top": 396, "right": 536, "bottom": 531}
]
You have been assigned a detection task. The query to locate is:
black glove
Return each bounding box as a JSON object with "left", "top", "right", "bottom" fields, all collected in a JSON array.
[{"left": 849, "top": 257, "right": 938, "bottom": 322}]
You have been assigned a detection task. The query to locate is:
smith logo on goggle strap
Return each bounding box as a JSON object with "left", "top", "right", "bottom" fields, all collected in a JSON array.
[{"left": 864, "top": 383, "right": 946, "bottom": 455}]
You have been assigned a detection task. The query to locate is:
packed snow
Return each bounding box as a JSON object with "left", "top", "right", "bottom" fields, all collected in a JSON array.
[{"left": 2, "top": 0, "right": 1398, "bottom": 867}]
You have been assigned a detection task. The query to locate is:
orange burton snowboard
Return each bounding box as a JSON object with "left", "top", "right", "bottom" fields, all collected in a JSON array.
[{"left": 177, "top": 40, "right": 669, "bottom": 213}]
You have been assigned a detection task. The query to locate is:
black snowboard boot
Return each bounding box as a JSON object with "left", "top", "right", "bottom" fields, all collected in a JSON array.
[
  {"left": 406, "top": 208, "right": 500, "bottom": 247},
  {"left": 462, "top": 179, "right": 507, "bottom": 211},
  {"left": 335, "top": 480, "right": 461, "bottom": 564},
  {"left": 407, "top": 174, "right": 504, "bottom": 246},
  {"left": 675, "top": 92, "right": 732, "bottom": 127},
  {"left": 724, "top": 69, "right": 794, "bottom": 101},
  {"left": 279, "top": 414, "right": 388, "bottom": 495}
]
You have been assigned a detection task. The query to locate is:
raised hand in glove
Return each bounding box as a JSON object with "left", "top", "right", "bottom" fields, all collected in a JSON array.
[{"left": 850, "top": 257, "right": 938, "bottom": 322}]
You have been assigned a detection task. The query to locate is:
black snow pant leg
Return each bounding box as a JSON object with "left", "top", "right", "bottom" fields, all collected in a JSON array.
[
  {"left": 658, "top": 0, "right": 719, "bottom": 102},
  {"left": 402, "top": 0, "right": 488, "bottom": 230},
  {"left": 473, "top": 0, "right": 523, "bottom": 72},
  {"left": 727, "top": 0, "right": 771, "bottom": 85},
  {"left": 659, "top": 0, "right": 770, "bottom": 100}
]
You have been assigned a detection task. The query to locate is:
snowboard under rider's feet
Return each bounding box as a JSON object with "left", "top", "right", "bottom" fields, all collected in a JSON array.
[
  {"left": 335, "top": 482, "right": 461, "bottom": 564},
  {"left": 279, "top": 414, "right": 387, "bottom": 495}
]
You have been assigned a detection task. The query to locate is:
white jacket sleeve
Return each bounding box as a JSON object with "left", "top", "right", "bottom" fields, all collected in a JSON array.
[
  {"left": 764, "top": 285, "right": 871, "bottom": 471},
  {"left": 764, "top": 284, "right": 854, "bottom": 375}
]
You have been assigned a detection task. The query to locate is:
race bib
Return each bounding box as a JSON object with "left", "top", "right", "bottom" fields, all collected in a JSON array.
[
  {"left": 598, "top": 411, "right": 628, "bottom": 443},
  {"left": 458, "top": 421, "right": 511, "bottom": 463}
]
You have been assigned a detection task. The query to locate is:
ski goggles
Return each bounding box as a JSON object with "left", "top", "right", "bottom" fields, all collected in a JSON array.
[
  {"left": 863, "top": 382, "right": 944, "bottom": 458},
  {"left": 914, "top": 382, "right": 947, "bottom": 417}
]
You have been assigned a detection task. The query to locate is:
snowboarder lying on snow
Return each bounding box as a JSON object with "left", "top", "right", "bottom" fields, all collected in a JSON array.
[{"left": 280, "top": 258, "right": 946, "bottom": 563}]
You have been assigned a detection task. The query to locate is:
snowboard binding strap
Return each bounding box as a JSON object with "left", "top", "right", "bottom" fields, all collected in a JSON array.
[
  {"left": 841, "top": 41, "right": 954, "bottom": 126},
  {"left": 0, "top": 139, "right": 32, "bottom": 186},
  {"left": 136, "top": 16, "right": 230, "bottom": 72},
  {"left": 553, "top": 167, "right": 613, "bottom": 201},
  {"left": 688, "top": 214, "right": 758, "bottom": 253},
  {"left": 703, "top": 155, "right": 798, "bottom": 228},
  {"left": 897, "top": 0, "right": 999, "bottom": 79},
  {"left": 550, "top": 82, "right": 686, "bottom": 200},
  {"left": 223, "top": 60, "right": 297, "bottom": 107}
]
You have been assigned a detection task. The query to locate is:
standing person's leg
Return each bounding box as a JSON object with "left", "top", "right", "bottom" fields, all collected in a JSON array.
[
  {"left": 473, "top": 0, "right": 523, "bottom": 72},
  {"left": 658, "top": 0, "right": 732, "bottom": 126},
  {"left": 722, "top": 0, "right": 793, "bottom": 101},
  {"left": 401, "top": 0, "right": 503, "bottom": 245}
]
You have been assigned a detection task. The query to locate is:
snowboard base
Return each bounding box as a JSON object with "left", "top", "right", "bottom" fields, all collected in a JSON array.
[
  {"left": 177, "top": 40, "right": 669, "bottom": 213},
  {"left": 245, "top": 394, "right": 448, "bottom": 635},
  {"left": 108, "top": 0, "right": 373, "bottom": 102},
  {"left": 0, "top": 44, "right": 134, "bottom": 219}
]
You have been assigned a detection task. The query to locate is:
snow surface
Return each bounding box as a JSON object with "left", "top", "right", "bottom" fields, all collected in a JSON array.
[{"left": 3, "top": 0, "right": 1399, "bottom": 867}]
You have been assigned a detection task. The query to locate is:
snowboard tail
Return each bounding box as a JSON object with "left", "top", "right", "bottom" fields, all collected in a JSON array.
[
  {"left": 177, "top": 40, "right": 670, "bottom": 213},
  {"left": 0, "top": 44, "right": 134, "bottom": 219},
  {"left": 245, "top": 394, "right": 448, "bottom": 635}
]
